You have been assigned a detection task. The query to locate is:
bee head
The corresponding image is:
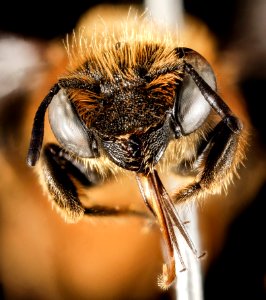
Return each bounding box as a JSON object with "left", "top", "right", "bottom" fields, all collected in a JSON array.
[
  {"left": 28, "top": 45, "right": 216, "bottom": 173},
  {"left": 46, "top": 46, "right": 217, "bottom": 173}
]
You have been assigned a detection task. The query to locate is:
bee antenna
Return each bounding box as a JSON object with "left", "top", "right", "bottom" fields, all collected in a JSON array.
[{"left": 26, "top": 83, "right": 60, "bottom": 167}]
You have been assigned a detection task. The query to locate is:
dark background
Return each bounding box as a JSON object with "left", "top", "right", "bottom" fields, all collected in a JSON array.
[
  {"left": 0, "top": 0, "right": 239, "bottom": 47},
  {"left": 1, "top": 1, "right": 265, "bottom": 299}
]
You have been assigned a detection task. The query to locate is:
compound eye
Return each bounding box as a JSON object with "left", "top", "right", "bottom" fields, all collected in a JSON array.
[
  {"left": 177, "top": 49, "right": 217, "bottom": 135},
  {"left": 48, "top": 89, "right": 98, "bottom": 158}
]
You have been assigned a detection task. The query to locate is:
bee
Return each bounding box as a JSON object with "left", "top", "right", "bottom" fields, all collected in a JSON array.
[{"left": 26, "top": 21, "right": 246, "bottom": 289}]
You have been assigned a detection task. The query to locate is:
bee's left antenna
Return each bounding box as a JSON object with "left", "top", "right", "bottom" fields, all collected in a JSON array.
[{"left": 26, "top": 83, "right": 60, "bottom": 167}]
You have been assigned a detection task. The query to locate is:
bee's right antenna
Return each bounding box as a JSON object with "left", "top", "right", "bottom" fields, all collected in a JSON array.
[{"left": 26, "top": 83, "right": 60, "bottom": 167}]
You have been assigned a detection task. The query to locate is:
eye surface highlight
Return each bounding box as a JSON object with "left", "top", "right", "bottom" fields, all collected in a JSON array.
[
  {"left": 177, "top": 51, "right": 217, "bottom": 135},
  {"left": 48, "top": 89, "right": 97, "bottom": 158}
]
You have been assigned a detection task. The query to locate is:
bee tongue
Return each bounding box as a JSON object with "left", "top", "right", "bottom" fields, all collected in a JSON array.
[
  {"left": 135, "top": 171, "right": 177, "bottom": 289},
  {"left": 135, "top": 170, "right": 204, "bottom": 289}
]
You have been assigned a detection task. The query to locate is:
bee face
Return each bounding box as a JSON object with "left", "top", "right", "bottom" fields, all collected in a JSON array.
[
  {"left": 46, "top": 44, "right": 216, "bottom": 173},
  {"left": 27, "top": 29, "right": 246, "bottom": 289}
]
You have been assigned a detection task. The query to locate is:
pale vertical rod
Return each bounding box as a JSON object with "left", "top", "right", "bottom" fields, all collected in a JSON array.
[
  {"left": 144, "top": 0, "right": 184, "bottom": 31},
  {"left": 174, "top": 207, "right": 204, "bottom": 300},
  {"left": 143, "top": 1, "right": 204, "bottom": 299}
]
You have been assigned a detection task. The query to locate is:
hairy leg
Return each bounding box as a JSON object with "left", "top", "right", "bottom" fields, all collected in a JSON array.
[{"left": 173, "top": 115, "right": 245, "bottom": 204}]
